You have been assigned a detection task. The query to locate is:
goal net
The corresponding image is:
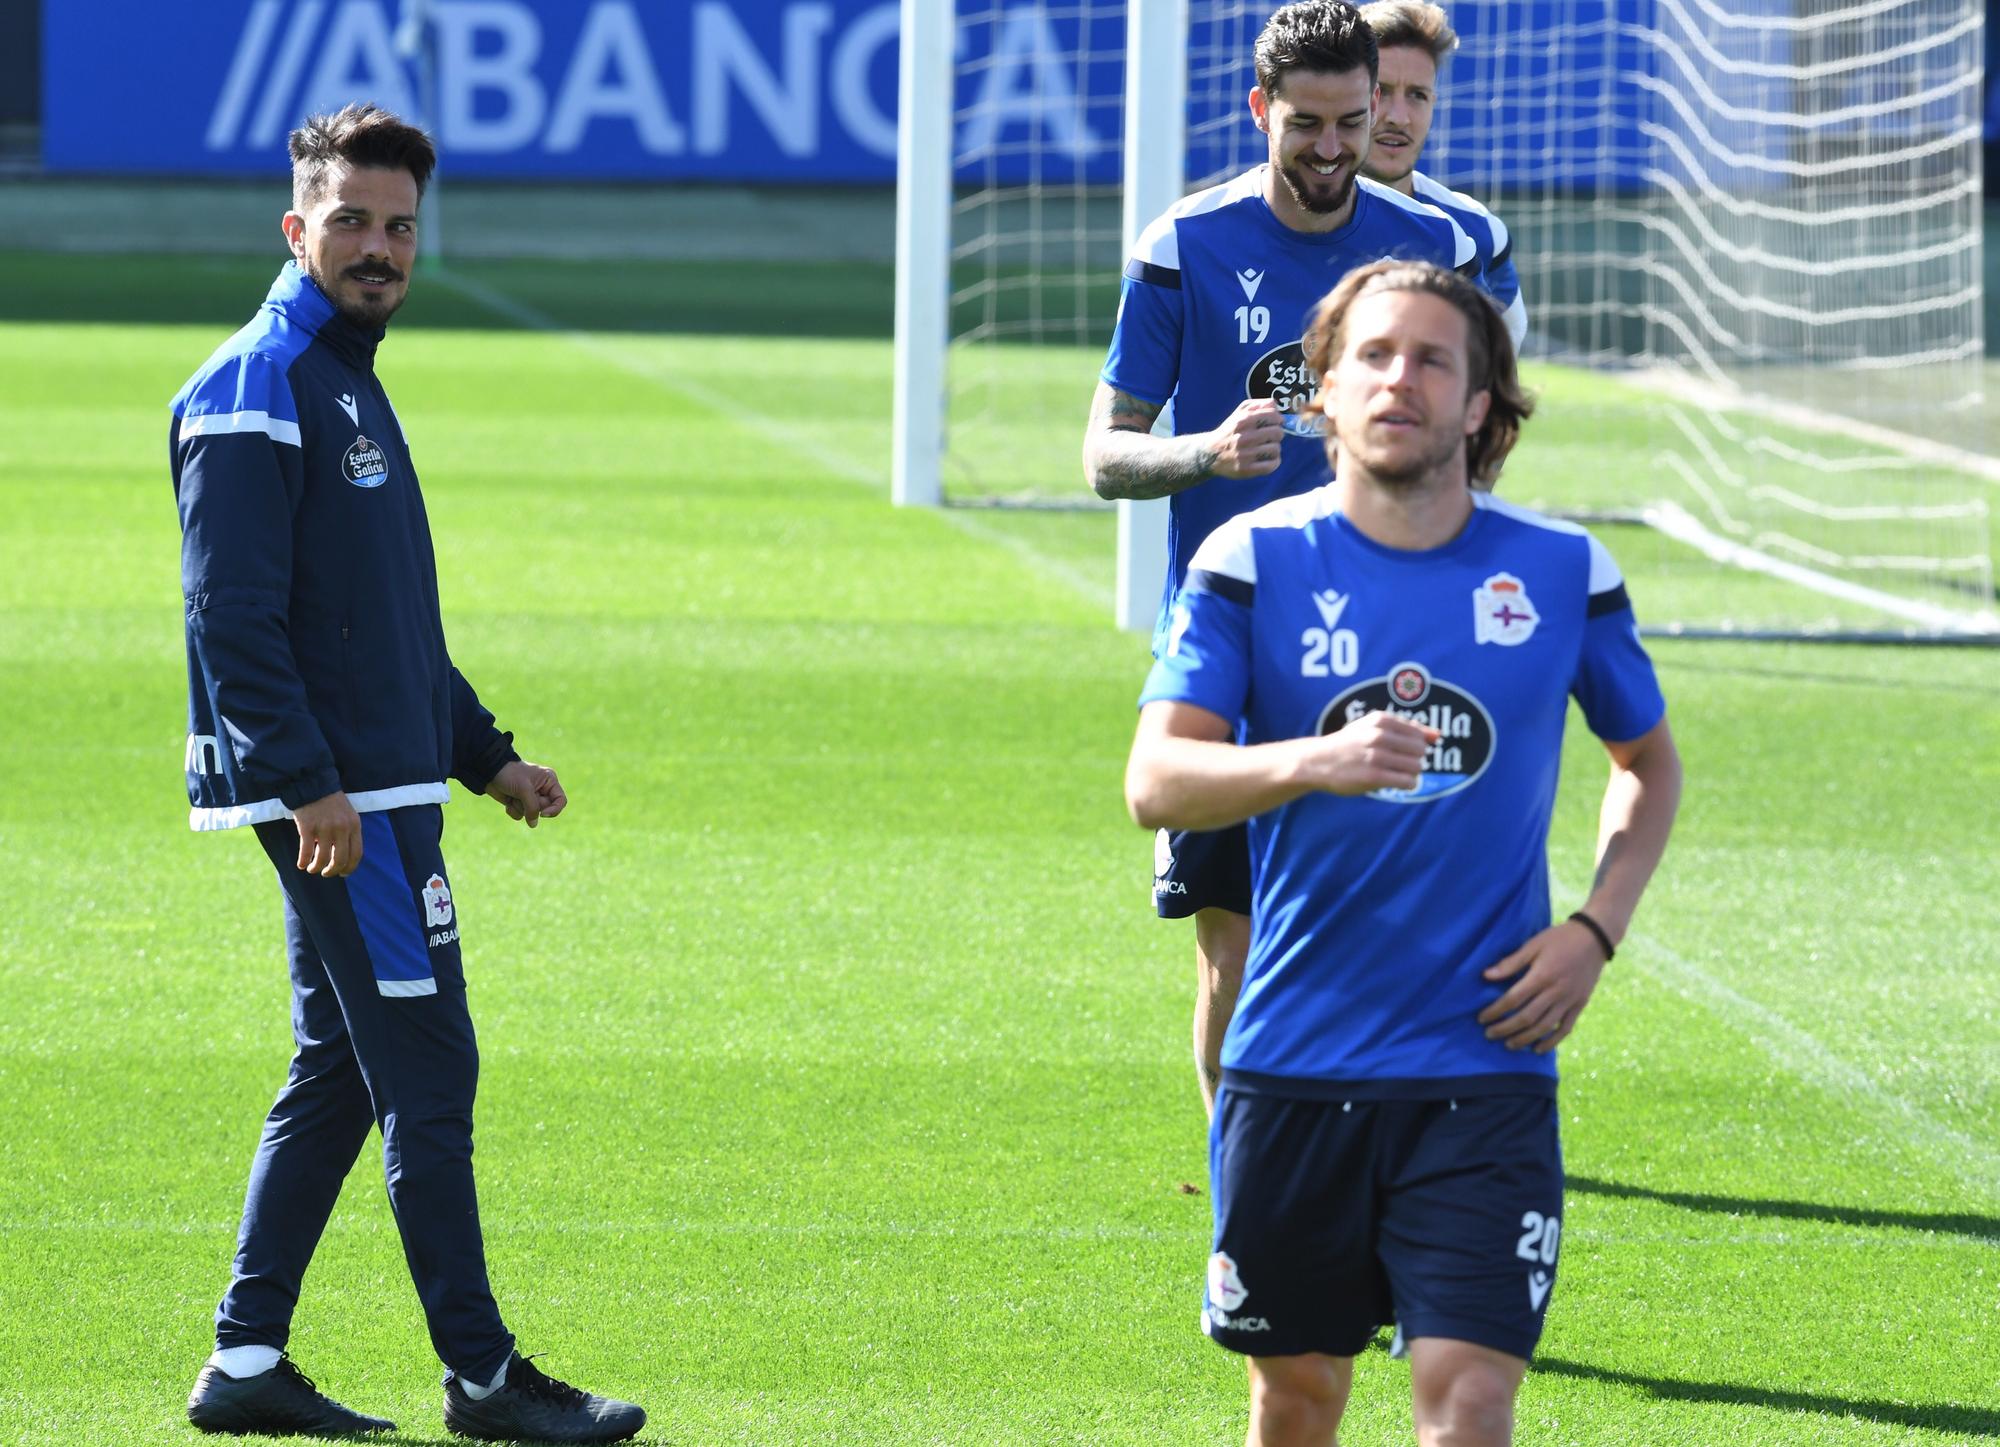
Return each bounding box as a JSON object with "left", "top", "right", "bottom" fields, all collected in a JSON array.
[{"left": 905, "top": 0, "right": 1997, "bottom": 640}]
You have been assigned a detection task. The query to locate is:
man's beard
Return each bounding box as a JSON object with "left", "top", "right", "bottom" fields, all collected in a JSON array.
[
  {"left": 1277, "top": 156, "right": 1357, "bottom": 216},
  {"left": 1350, "top": 424, "right": 1468, "bottom": 488},
  {"left": 309, "top": 258, "right": 408, "bottom": 330}
]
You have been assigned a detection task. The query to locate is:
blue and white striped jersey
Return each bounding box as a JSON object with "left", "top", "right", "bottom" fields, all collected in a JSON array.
[
  {"left": 1139, "top": 489, "right": 1665, "bottom": 1095},
  {"left": 1100, "top": 167, "right": 1478, "bottom": 647}
]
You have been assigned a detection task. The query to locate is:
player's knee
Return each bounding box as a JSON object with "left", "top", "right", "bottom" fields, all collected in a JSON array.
[
  {"left": 383, "top": 1106, "right": 474, "bottom": 1180},
  {"left": 1249, "top": 1355, "right": 1348, "bottom": 1444},
  {"left": 1412, "top": 1358, "right": 1516, "bottom": 1446}
]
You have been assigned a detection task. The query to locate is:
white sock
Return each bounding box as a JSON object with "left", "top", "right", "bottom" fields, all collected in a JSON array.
[
  {"left": 457, "top": 1358, "right": 511, "bottom": 1401},
  {"left": 208, "top": 1345, "right": 282, "bottom": 1379}
]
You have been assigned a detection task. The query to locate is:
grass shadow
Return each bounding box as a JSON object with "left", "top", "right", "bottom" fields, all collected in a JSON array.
[
  {"left": 1568, "top": 1174, "right": 2000, "bottom": 1241},
  {"left": 1532, "top": 1356, "right": 2000, "bottom": 1438}
]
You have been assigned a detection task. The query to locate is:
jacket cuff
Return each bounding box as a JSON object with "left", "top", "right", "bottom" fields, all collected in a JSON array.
[
  {"left": 455, "top": 729, "right": 519, "bottom": 796},
  {"left": 276, "top": 765, "right": 345, "bottom": 812}
]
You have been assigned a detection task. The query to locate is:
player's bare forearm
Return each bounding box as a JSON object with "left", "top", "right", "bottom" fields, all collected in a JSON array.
[
  {"left": 1083, "top": 384, "right": 1216, "bottom": 500},
  {"left": 1128, "top": 702, "right": 1438, "bottom": 830},
  {"left": 1581, "top": 717, "right": 1682, "bottom": 943},
  {"left": 1127, "top": 733, "right": 1321, "bottom": 832},
  {"left": 1087, "top": 431, "right": 1220, "bottom": 500}
]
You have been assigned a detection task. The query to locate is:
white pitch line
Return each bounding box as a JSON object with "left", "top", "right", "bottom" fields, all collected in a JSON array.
[
  {"left": 432, "top": 269, "right": 1111, "bottom": 609},
  {"left": 1624, "top": 935, "right": 2000, "bottom": 1202},
  {"left": 1549, "top": 875, "right": 2000, "bottom": 1204},
  {"left": 935, "top": 509, "right": 1117, "bottom": 612},
  {"left": 1642, "top": 497, "right": 1996, "bottom": 634},
  {"left": 1625, "top": 365, "right": 2000, "bottom": 488}
]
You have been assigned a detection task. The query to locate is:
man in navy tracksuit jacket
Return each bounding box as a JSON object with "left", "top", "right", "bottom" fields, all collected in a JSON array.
[{"left": 172, "top": 104, "right": 642, "bottom": 1443}]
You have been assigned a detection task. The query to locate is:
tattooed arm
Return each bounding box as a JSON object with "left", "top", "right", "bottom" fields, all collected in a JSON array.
[{"left": 1083, "top": 383, "right": 1287, "bottom": 501}]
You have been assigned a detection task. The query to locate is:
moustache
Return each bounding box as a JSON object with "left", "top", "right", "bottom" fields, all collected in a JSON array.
[{"left": 344, "top": 265, "right": 406, "bottom": 284}]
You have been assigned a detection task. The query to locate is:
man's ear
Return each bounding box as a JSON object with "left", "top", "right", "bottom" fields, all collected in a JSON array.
[
  {"left": 280, "top": 211, "right": 306, "bottom": 260},
  {"left": 1249, "top": 85, "right": 1269, "bottom": 133},
  {"left": 1464, "top": 387, "right": 1492, "bottom": 437}
]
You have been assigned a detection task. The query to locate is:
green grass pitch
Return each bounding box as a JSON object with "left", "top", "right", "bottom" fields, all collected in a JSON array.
[{"left": 0, "top": 249, "right": 1996, "bottom": 1444}]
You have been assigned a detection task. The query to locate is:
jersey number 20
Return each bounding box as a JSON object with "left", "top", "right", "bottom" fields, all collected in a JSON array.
[{"left": 1300, "top": 628, "right": 1358, "bottom": 678}]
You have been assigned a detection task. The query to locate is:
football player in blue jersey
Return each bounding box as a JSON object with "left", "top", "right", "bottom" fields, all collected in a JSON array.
[
  {"left": 1360, "top": 1, "right": 1529, "bottom": 358},
  {"left": 1083, "top": 0, "right": 1480, "bottom": 1119},
  {"left": 1125, "top": 260, "right": 1681, "bottom": 1447}
]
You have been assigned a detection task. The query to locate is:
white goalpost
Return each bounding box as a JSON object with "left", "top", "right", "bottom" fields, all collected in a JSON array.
[
  {"left": 892, "top": 0, "right": 952, "bottom": 509},
  {"left": 894, "top": 0, "right": 1998, "bottom": 642},
  {"left": 1113, "top": 0, "right": 1186, "bottom": 632}
]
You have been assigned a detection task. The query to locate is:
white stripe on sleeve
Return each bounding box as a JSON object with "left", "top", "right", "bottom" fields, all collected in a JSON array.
[{"left": 179, "top": 410, "right": 303, "bottom": 447}]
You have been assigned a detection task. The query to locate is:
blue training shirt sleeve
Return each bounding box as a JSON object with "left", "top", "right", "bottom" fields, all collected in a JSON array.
[
  {"left": 1571, "top": 533, "right": 1666, "bottom": 742},
  {"left": 1139, "top": 586, "right": 1253, "bottom": 724},
  {"left": 1101, "top": 274, "right": 1182, "bottom": 407},
  {"left": 1138, "top": 516, "right": 1256, "bottom": 723},
  {"left": 1100, "top": 211, "right": 1183, "bottom": 406}
]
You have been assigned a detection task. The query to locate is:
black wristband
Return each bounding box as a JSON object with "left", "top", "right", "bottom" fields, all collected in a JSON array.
[{"left": 1567, "top": 910, "right": 1616, "bottom": 962}]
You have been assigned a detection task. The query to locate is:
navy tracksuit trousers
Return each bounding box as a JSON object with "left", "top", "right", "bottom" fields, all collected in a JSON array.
[{"left": 216, "top": 805, "right": 513, "bottom": 1384}]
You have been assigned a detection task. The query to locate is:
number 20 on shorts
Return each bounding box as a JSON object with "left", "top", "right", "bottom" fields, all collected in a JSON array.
[{"left": 1516, "top": 1210, "right": 1561, "bottom": 1266}]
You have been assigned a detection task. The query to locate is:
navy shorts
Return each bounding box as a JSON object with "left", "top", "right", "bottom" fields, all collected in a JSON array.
[
  {"left": 1152, "top": 824, "right": 1252, "bottom": 918},
  {"left": 1203, "top": 1085, "right": 1564, "bottom": 1361}
]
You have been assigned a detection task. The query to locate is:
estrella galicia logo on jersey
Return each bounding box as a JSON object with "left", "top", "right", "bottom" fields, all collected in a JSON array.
[
  {"left": 1318, "top": 660, "right": 1495, "bottom": 803},
  {"left": 1474, "top": 571, "right": 1540, "bottom": 646},
  {"left": 342, "top": 434, "right": 388, "bottom": 488},
  {"left": 1245, "top": 340, "right": 1325, "bottom": 438}
]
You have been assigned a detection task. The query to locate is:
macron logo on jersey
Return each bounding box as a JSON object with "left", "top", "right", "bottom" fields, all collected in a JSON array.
[
  {"left": 335, "top": 392, "right": 359, "bottom": 425},
  {"left": 1312, "top": 589, "right": 1350, "bottom": 630},
  {"left": 1236, "top": 268, "right": 1264, "bottom": 302}
]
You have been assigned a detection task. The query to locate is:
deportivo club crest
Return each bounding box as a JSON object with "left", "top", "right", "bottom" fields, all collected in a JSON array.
[
  {"left": 1318, "top": 661, "right": 1496, "bottom": 803},
  {"left": 1474, "top": 571, "right": 1539, "bottom": 646},
  {"left": 342, "top": 434, "right": 389, "bottom": 488},
  {"left": 1207, "top": 1252, "right": 1249, "bottom": 1312},
  {"left": 422, "top": 873, "right": 454, "bottom": 928}
]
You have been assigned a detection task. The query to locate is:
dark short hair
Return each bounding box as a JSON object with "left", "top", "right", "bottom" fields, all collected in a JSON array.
[
  {"left": 1255, "top": 1, "right": 1379, "bottom": 97},
  {"left": 289, "top": 103, "right": 436, "bottom": 211},
  {"left": 1303, "top": 260, "right": 1534, "bottom": 483},
  {"left": 1360, "top": 0, "right": 1458, "bottom": 66}
]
